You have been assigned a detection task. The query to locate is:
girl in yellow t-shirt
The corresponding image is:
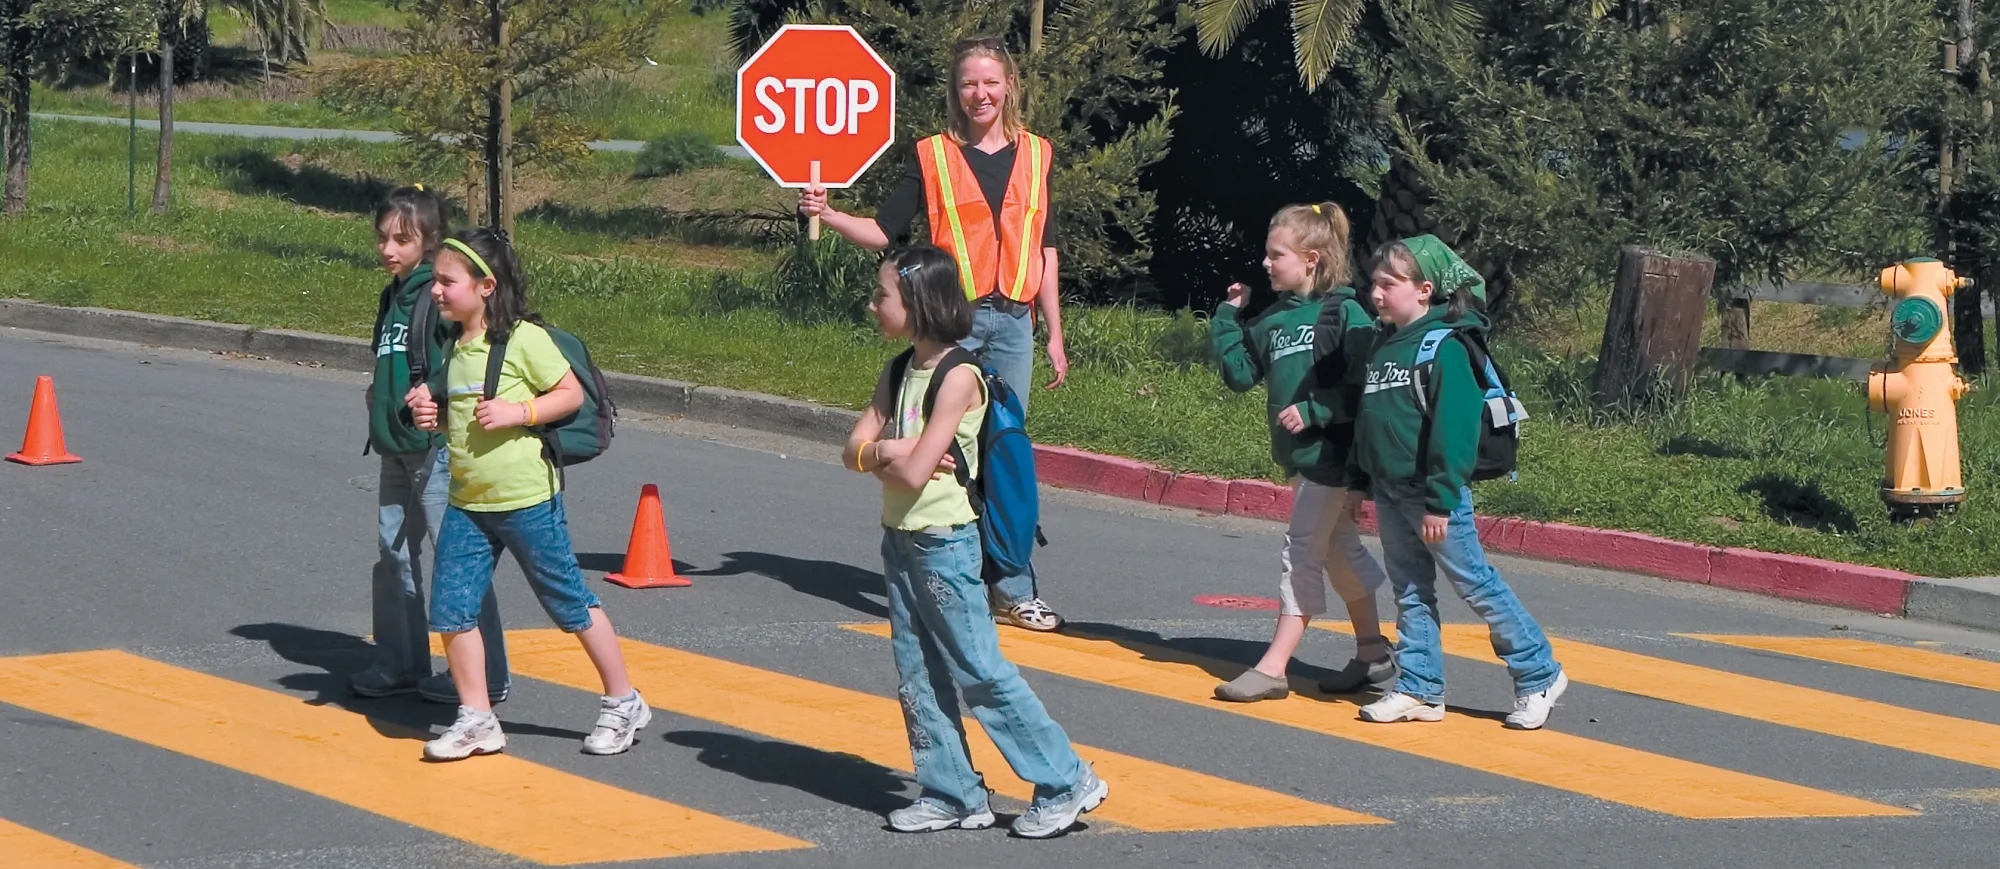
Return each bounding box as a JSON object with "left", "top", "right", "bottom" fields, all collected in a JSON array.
[
  {"left": 842, "top": 246, "right": 1105, "bottom": 838},
  {"left": 404, "top": 228, "right": 646, "bottom": 762}
]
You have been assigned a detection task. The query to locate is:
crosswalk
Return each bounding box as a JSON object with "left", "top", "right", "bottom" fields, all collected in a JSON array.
[{"left": 1, "top": 623, "right": 1994, "bottom": 866}]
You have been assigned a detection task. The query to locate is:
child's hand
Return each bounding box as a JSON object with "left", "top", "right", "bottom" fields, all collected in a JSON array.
[
  {"left": 1421, "top": 514, "right": 1449, "bottom": 544},
  {"left": 1277, "top": 405, "right": 1306, "bottom": 434},
  {"left": 405, "top": 386, "right": 438, "bottom": 431},
  {"left": 932, "top": 451, "right": 958, "bottom": 480},
  {"left": 1223, "top": 282, "right": 1249, "bottom": 307},
  {"left": 474, "top": 398, "right": 529, "bottom": 431}
]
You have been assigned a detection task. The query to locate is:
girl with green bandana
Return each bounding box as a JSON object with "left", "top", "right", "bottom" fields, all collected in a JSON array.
[{"left": 1350, "top": 236, "right": 1569, "bottom": 730}]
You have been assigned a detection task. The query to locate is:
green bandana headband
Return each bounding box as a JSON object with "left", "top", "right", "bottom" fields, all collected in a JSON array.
[
  {"left": 441, "top": 238, "right": 492, "bottom": 278},
  {"left": 1403, "top": 234, "right": 1485, "bottom": 304}
]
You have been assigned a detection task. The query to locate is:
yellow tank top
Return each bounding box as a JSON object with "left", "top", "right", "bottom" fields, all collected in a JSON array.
[{"left": 880, "top": 360, "right": 987, "bottom": 530}]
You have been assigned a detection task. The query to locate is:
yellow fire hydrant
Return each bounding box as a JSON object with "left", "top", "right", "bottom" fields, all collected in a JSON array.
[{"left": 1866, "top": 257, "right": 1971, "bottom": 517}]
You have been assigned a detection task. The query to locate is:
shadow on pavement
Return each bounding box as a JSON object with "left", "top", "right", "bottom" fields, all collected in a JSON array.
[
  {"left": 229, "top": 622, "right": 587, "bottom": 742},
  {"left": 663, "top": 730, "right": 909, "bottom": 816},
  {"left": 682, "top": 551, "right": 889, "bottom": 619}
]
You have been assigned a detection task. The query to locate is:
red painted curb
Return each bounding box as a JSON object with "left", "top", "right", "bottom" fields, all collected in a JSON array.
[{"left": 1033, "top": 444, "right": 1919, "bottom": 615}]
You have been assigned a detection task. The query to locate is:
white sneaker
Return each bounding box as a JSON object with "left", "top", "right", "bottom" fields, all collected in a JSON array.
[
  {"left": 1505, "top": 671, "right": 1569, "bottom": 730},
  {"left": 424, "top": 706, "right": 505, "bottom": 761},
  {"left": 582, "top": 691, "right": 652, "bottom": 756},
  {"left": 1359, "top": 692, "right": 1445, "bottom": 723},
  {"left": 995, "top": 598, "right": 1065, "bottom": 632}
]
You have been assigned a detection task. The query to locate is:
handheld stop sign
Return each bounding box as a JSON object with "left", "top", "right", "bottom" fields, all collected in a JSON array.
[{"left": 735, "top": 25, "right": 898, "bottom": 240}]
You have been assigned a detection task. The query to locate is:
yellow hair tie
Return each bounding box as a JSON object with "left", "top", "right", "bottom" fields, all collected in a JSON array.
[
  {"left": 413, "top": 183, "right": 425, "bottom": 191},
  {"left": 1311, "top": 204, "right": 1322, "bottom": 215}
]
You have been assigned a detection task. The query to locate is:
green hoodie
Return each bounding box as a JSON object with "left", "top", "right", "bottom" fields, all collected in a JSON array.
[
  {"left": 367, "top": 262, "right": 452, "bottom": 455},
  {"left": 1352, "top": 302, "right": 1490, "bottom": 516},
  {"left": 1212, "top": 290, "right": 1372, "bottom": 487}
]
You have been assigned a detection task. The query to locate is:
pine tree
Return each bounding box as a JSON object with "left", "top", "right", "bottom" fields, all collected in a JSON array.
[
  {"left": 319, "top": 0, "right": 668, "bottom": 232},
  {"left": 0, "top": 0, "right": 152, "bottom": 213},
  {"left": 1388, "top": 0, "right": 1934, "bottom": 310}
]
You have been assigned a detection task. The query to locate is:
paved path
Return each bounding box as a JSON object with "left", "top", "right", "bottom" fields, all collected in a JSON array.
[
  {"left": 30, "top": 112, "right": 753, "bottom": 158},
  {"left": 1, "top": 328, "right": 1997, "bottom": 868}
]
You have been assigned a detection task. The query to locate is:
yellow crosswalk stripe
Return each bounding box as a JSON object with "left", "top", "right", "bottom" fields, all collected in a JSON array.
[
  {"left": 880, "top": 624, "right": 1910, "bottom": 819},
  {"left": 0, "top": 650, "right": 811, "bottom": 865},
  {"left": 0, "top": 817, "right": 138, "bottom": 869},
  {"left": 1679, "top": 634, "right": 2000, "bottom": 694},
  {"left": 1327, "top": 624, "right": 2000, "bottom": 774},
  {"left": 485, "top": 629, "right": 1383, "bottom": 831}
]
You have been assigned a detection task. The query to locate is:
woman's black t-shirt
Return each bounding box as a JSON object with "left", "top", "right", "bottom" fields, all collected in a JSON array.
[{"left": 870, "top": 139, "right": 1058, "bottom": 252}]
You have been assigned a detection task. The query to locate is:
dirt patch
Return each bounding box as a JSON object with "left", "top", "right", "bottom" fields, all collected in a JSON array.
[{"left": 120, "top": 234, "right": 211, "bottom": 254}]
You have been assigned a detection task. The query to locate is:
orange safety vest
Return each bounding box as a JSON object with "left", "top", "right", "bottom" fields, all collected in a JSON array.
[{"left": 916, "top": 132, "right": 1052, "bottom": 303}]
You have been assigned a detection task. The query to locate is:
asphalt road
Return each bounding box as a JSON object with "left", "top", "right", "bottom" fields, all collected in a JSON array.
[{"left": 3, "top": 327, "right": 1999, "bottom": 869}]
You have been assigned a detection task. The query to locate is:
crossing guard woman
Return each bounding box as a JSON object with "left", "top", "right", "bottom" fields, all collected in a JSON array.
[{"left": 801, "top": 35, "right": 1069, "bottom": 633}]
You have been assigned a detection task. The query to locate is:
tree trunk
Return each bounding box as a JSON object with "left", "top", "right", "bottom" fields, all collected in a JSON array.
[
  {"left": 1029, "top": 0, "right": 1044, "bottom": 54},
  {"left": 3, "top": 63, "right": 29, "bottom": 214},
  {"left": 152, "top": 34, "right": 177, "bottom": 214},
  {"left": 484, "top": 0, "right": 513, "bottom": 235}
]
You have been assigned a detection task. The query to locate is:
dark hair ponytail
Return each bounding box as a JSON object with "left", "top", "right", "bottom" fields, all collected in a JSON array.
[
  {"left": 375, "top": 185, "right": 451, "bottom": 256},
  {"left": 440, "top": 227, "right": 530, "bottom": 343}
]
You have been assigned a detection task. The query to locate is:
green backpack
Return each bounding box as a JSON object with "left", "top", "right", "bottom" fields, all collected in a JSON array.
[{"left": 482, "top": 317, "right": 616, "bottom": 468}]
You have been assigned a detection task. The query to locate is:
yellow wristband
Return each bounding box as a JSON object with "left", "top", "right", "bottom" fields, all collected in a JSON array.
[
  {"left": 524, "top": 400, "right": 538, "bottom": 427},
  {"left": 856, "top": 440, "right": 874, "bottom": 472}
]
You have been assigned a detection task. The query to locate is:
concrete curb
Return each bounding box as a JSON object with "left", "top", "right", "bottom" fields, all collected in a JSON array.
[{"left": 1, "top": 299, "right": 1986, "bottom": 631}]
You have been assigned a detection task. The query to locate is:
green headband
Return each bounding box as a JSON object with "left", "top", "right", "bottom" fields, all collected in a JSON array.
[{"left": 441, "top": 238, "right": 492, "bottom": 278}]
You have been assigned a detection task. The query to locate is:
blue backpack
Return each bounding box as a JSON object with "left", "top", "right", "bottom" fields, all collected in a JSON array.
[
  {"left": 1411, "top": 327, "right": 1526, "bottom": 482},
  {"left": 890, "top": 346, "right": 1046, "bottom": 582}
]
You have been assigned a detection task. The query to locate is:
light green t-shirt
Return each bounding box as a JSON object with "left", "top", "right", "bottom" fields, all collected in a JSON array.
[
  {"left": 881, "top": 360, "right": 987, "bottom": 530},
  {"left": 445, "top": 321, "right": 571, "bottom": 511}
]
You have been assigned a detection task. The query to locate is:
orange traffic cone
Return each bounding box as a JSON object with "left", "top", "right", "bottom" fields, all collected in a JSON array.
[
  {"left": 7, "top": 376, "right": 81, "bottom": 466},
  {"left": 605, "top": 484, "right": 690, "bottom": 589}
]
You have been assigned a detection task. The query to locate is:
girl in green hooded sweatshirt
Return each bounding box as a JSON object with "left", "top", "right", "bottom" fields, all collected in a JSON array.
[
  {"left": 352, "top": 185, "right": 511, "bottom": 705},
  {"left": 1209, "top": 202, "right": 1392, "bottom": 704},
  {"left": 1350, "top": 236, "right": 1568, "bottom": 730}
]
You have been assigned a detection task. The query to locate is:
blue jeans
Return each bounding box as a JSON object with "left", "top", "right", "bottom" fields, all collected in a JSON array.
[
  {"left": 961, "top": 304, "right": 1040, "bottom": 607},
  {"left": 1373, "top": 484, "right": 1561, "bottom": 703},
  {"left": 432, "top": 495, "right": 602, "bottom": 634},
  {"left": 373, "top": 448, "right": 509, "bottom": 687},
  {"left": 880, "top": 523, "right": 1085, "bottom": 810}
]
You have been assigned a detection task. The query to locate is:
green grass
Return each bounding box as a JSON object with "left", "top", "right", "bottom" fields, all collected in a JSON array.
[
  {"left": 8, "top": 120, "right": 1999, "bottom": 578},
  {"left": 32, "top": 6, "right": 737, "bottom": 144}
]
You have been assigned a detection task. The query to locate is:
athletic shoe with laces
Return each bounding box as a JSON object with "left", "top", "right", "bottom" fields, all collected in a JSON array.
[
  {"left": 1011, "top": 766, "right": 1108, "bottom": 839},
  {"left": 995, "top": 598, "right": 1064, "bottom": 632},
  {"left": 423, "top": 706, "right": 505, "bottom": 761},
  {"left": 1504, "top": 670, "right": 1569, "bottom": 730},
  {"left": 1359, "top": 691, "right": 1446, "bottom": 723},
  {"left": 582, "top": 691, "right": 652, "bottom": 756},
  {"left": 887, "top": 798, "right": 997, "bottom": 833}
]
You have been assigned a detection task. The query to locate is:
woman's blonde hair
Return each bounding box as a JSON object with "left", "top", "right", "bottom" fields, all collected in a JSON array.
[
  {"left": 1268, "top": 201, "right": 1352, "bottom": 294},
  {"left": 946, "top": 36, "right": 1026, "bottom": 145}
]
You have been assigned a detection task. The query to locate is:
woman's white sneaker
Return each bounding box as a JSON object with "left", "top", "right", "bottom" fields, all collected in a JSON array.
[
  {"left": 583, "top": 691, "right": 652, "bottom": 755},
  {"left": 424, "top": 706, "right": 505, "bottom": 761},
  {"left": 1505, "top": 671, "right": 1569, "bottom": 730},
  {"left": 1359, "top": 692, "right": 1445, "bottom": 723}
]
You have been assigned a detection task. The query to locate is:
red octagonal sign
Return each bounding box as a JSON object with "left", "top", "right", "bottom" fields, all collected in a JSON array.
[{"left": 736, "top": 24, "right": 897, "bottom": 189}]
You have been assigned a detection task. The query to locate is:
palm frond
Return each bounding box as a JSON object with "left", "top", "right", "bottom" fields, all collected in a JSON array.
[
  {"left": 1192, "top": 0, "right": 1281, "bottom": 58},
  {"left": 1290, "top": 0, "right": 1366, "bottom": 90}
]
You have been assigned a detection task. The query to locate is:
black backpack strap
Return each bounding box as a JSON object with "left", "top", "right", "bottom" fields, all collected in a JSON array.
[
  {"left": 408, "top": 294, "right": 436, "bottom": 384},
  {"left": 483, "top": 338, "right": 508, "bottom": 401},
  {"left": 917, "top": 347, "right": 983, "bottom": 498}
]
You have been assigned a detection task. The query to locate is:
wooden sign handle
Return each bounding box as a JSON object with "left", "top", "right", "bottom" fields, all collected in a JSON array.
[{"left": 808, "top": 161, "right": 822, "bottom": 241}]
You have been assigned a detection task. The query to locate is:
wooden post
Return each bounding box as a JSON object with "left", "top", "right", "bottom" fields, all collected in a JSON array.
[
  {"left": 808, "top": 161, "right": 821, "bottom": 241},
  {"left": 1718, "top": 292, "right": 1750, "bottom": 350},
  {"left": 1595, "top": 246, "right": 1715, "bottom": 407}
]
